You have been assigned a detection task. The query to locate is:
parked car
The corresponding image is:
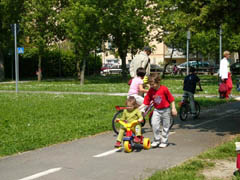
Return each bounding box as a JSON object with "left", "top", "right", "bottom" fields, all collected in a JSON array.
[
  {"left": 101, "top": 64, "right": 113, "bottom": 71},
  {"left": 230, "top": 62, "right": 240, "bottom": 74},
  {"left": 100, "top": 64, "right": 122, "bottom": 76},
  {"left": 177, "top": 61, "right": 210, "bottom": 69},
  {"left": 177, "top": 61, "right": 216, "bottom": 74},
  {"left": 150, "top": 64, "right": 163, "bottom": 72}
]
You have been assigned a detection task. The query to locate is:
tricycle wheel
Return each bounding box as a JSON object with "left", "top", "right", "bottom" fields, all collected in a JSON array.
[
  {"left": 143, "top": 138, "right": 151, "bottom": 149},
  {"left": 124, "top": 141, "right": 132, "bottom": 153}
]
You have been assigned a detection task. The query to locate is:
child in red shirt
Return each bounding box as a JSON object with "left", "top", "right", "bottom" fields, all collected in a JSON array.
[{"left": 141, "top": 73, "right": 177, "bottom": 148}]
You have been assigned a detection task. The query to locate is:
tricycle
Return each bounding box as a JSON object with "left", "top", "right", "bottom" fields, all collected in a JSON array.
[{"left": 116, "top": 119, "right": 151, "bottom": 153}]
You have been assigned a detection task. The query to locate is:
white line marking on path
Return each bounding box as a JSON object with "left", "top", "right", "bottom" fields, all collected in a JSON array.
[
  {"left": 93, "top": 131, "right": 176, "bottom": 158},
  {"left": 190, "top": 110, "right": 240, "bottom": 128},
  {"left": 93, "top": 148, "right": 122, "bottom": 158},
  {"left": 18, "top": 167, "right": 62, "bottom": 180}
]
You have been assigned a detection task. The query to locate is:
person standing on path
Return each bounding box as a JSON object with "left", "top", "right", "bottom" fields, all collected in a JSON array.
[
  {"left": 129, "top": 46, "right": 151, "bottom": 79},
  {"left": 140, "top": 73, "right": 177, "bottom": 148},
  {"left": 219, "top": 51, "right": 233, "bottom": 99}
]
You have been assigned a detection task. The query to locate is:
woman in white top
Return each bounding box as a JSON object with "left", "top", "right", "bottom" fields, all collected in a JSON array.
[{"left": 219, "top": 51, "right": 233, "bottom": 98}]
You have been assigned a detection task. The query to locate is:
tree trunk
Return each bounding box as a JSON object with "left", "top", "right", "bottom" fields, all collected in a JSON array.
[
  {"left": 76, "top": 59, "right": 81, "bottom": 80},
  {"left": 38, "top": 55, "right": 42, "bottom": 81},
  {"left": 80, "top": 58, "right": 86, "bottom": 85},
  {"left": 162, "top": 46, "right": 174, "bottom": 79},
  {"left": 0, "top": 48, "right": 5, "bottom": 81},
  {"left": 119, "top": 50, "right": 127, "bottom": 79},
  {"left": 238, "top": 50, "right": 240, "bottom": 62}
]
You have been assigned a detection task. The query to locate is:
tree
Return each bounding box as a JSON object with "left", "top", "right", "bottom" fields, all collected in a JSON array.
[
  {"left": 152, "top": 0, "right": 239, "bottom": 66},
  {"left": 21, "top": 0, "right": 68, "bottom": 81},
  {"left": 101, "top": 0, "right": 155, "bottom": 78},
  {"left": 0, "top": 0, "right": 25, "bottom": 81},
  {"left": 170, "top": 0, "right": 240, "bottom": 58},
  {"left": 63, "top": 0, "right": 103, "bottom": 85}
]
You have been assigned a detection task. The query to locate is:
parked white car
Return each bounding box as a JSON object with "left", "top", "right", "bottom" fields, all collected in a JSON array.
[{"left": 100, "top": 64, "right": 122, "bottom": 76}]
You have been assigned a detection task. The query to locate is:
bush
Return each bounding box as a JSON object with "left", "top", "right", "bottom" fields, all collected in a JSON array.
[{"left": 3, "top": 47, "right": 102, "bottom": 79}]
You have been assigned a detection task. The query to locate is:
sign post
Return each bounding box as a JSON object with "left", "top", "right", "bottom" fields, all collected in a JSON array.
[
  {"left": 14, "top": 24, "right": 19, "bottom": 93},
  {"left": 186, "top": 30, "right": 191, "bottom": 75}
]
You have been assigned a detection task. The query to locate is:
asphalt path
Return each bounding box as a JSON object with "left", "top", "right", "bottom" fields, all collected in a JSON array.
[{"left": 0, "top": 101, "right": 240, "bottom": 180}]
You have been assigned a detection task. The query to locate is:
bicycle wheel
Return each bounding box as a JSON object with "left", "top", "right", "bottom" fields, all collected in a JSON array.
[
  {"left": 194, "top": 101, "right": 200, "bottom": 118},
  {"left": 112, "top": 110, "right": 123, "bottom": 135},
  {"left": 179, "top": 104, "right": 189, "bottom": 121}
]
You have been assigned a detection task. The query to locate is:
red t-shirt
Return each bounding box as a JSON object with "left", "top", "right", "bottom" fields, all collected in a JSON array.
[{"left": 143, "top": 85, "right": 174, "bottom": 109}]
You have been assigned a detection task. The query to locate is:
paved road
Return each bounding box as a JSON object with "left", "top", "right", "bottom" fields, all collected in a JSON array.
[{"left": 0, "top": 101, "right": 240, "bottom": 180}]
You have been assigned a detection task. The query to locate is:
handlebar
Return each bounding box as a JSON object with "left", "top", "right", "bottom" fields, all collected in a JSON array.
[{"left": 116, "top": 120, "right": 139, "bottom": 129}]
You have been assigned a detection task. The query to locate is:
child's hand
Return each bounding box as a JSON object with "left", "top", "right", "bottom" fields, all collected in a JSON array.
[
  {"left": 138, "top": 119, "right": 144, "bottom": 123},
  {"left": 171, "top": 108, "right": 177, "bottom": 116},
  {"left": 115, "top": 118, "right": 120, "bottom": 122}
]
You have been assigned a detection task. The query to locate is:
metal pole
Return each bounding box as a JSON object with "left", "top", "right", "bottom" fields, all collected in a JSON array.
[
  {"left": 186, "top": 30, "right": 191, "bottom": 75},
  {"left": 186, "top": 39, "right": 189, "bottom": 75},
  {"left": 14, "top": 24, "right": 19, "bottom": 93},
  {"left": 219, "top": 26, "right": 222, "bottom": 62}
]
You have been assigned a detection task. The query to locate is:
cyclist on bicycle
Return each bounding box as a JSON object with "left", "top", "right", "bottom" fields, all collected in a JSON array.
[{"left": 182, "top": 67, "right": 202, "bottom": 119}]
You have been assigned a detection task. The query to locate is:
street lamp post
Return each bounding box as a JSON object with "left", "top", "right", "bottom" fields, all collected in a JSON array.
[
  {"left": 186, "top": 30, "right": 191, "bottom": 75},
  {"left": 219, "top": 26, "right": 222, "bottom": 62}
]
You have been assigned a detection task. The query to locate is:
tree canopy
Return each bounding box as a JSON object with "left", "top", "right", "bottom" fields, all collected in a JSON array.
[{"left": 1, "top": 0, "right": 240, "bottom": 81}]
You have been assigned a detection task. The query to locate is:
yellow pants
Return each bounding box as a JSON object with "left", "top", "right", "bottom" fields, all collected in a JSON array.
[{"left": 116, "top": 124, "right": 142, "bottom": 142}]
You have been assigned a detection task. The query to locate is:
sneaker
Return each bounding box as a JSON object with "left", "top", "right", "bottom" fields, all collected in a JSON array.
[
  {"left": 151, "top": 141, "right": 160, "bottom": 148},
  {"left": 114, "top": 141, "right": 121, "bottom": 148},
  {"left": 133, "top": 136, "right": 141, "bottom": 143},
  {"left": 159, "top": 143, "right": 168, "bottom": 148}
]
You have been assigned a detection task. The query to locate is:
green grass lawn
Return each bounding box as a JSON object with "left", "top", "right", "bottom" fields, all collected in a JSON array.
[
  {"left": 147, "top": 135, "right": 240, "bottom": 180},
  {"left": 0, "top": 92, "right": 234, "bottom": 157},
  {"left": 0, "top": 93, "right": 126, "bottom": 156},
  {"left": 1, "top": 74, "right": 240, "bottom": 95}
]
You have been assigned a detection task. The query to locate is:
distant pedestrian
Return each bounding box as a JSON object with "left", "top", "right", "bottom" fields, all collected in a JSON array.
[
  {"left": 172, "top": 64, "right": 178, "bottom": 75},
  {"left": 129, "top": 46, "right": 151, "bottom": 78},
  {"left": 219, "top": 51, "right": 233, "bottom": 99}
]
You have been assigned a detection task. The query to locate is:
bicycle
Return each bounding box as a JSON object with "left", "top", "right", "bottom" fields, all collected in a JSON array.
[
  {"left": 179, "top": 95, "right": 200, "bottom": 121},
  {"left": 112, "top": 101, "right": 174, "bottom": 135}
]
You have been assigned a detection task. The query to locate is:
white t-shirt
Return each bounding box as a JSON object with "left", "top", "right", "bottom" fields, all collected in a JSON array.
[{"left": 219, "top": 57, "right": 230, "bottom": 79}]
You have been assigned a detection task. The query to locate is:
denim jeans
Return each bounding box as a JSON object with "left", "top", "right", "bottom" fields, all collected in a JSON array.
[{"left": 183, "top": 91, "right": 196, "bottom": 114}]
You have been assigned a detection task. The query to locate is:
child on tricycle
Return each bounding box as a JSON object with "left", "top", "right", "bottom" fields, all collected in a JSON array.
[{"left": 114, "top": 97, "right": 147, "bottom": 149}]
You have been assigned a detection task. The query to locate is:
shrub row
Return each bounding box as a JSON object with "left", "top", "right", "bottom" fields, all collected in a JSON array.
[{"left": 4, "top": 48, "right": 102, "bottom": 79}]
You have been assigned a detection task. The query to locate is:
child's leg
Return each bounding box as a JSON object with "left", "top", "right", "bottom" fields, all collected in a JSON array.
[
  {"left": 116, "top": 128, "right": 125, "bottom": 142},
  {"left": 161, "top": 108, "right": 171, "bottom": 144},
  {"left": 187, "top": 92, "right": 196, "bottom": 114},
  {"left": 151, "top": 109, "right": 161, "bottom": 142}
]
